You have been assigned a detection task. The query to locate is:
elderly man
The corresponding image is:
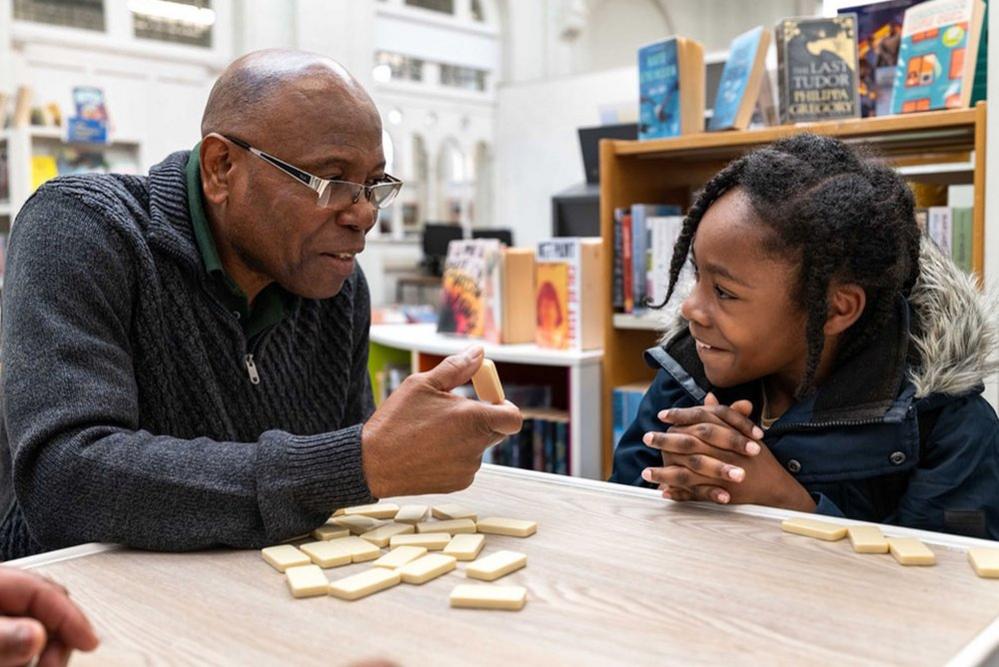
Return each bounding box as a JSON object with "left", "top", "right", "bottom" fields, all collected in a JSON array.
[{"left": 0, "top": 49, "right": 522, "bottom": 561}]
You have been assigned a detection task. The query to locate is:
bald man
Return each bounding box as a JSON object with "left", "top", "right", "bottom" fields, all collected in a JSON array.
[{"left": 0, "top": 49, "right": 522, "bottom": 560}]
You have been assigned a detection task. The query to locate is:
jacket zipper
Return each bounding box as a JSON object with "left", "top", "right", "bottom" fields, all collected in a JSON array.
[
  {"left": 767, "top": 416, "right": 889, "bottom": 435},
  {"left": 244, "top": 354, "right": 261, "bottom": 385}
]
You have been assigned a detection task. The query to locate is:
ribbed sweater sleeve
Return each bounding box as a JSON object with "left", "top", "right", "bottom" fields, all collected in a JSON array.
[{"left": 3, "top": 190, "right": 373, "bottom": 553}]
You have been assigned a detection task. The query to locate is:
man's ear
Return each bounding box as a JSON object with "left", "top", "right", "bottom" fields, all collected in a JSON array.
[
  {"left": 200, "top": 134, "right": 234, "bottom": 206},
  {"left": 824, "top": 282, "right": 866, "bottom": 336}
]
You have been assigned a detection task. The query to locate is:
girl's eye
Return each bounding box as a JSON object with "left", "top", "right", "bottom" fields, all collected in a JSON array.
[{"left": 714, "top": 285, "right": 735, "bottom": 300}]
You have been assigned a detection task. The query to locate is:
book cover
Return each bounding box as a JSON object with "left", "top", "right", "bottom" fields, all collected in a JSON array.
[
  {"left": 632, "top": 204, "right": 681, "bottom": 312},
  {"left": 31, "top": 155, "right": 58, "bottom": 191},
  {"left": 971, "top": 0, "right": 988, "bottom": 104},
  {"left": 647, "top": 215, "right": 687, "bottom": 308},
  {"left": 555, "top": 421, "right": 568, "bottom": 475},
  {"left": 891, "top": 0, "right": 986, "bottom": 113},
  {"left": 621, "top": 211, "right": 634, "bottom": 312},
  {"left": 437, "top": 239, "right": 503, "bottom": 341},
  {"left": 841, "top": 0, "right": 920, "bottom": 117},
  {"left": 928, "top": 206, "right": 953, "bottom": 257},
  {"left": 500, "top": 248, "right": 536, "bottom": 344},
  {"left": 951, "top": 206, "right": 973, "bottom": 272},
  {"left": 536, "top": 238, "right": 605, "bottom": 351},
  {"left": 709, "top": 26, "right": 772, "bottom": 131},
  {"left": 639, "top": 38, "right": 681, "bottom": 139},
  {"left": 613, "top": 207, "right": 628, "bottom": 311},
  {"left": 776, "top": 15, "right": 861, "bottom": 123}
]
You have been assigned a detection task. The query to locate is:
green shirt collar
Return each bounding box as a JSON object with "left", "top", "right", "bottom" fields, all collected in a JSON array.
[{"left": 186, "top": 143, "right": 290, "bottom": 339}]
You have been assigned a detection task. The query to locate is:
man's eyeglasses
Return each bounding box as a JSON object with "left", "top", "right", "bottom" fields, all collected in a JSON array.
[{"left": 222, "top": 134, "right": 403, "bottom": 210}]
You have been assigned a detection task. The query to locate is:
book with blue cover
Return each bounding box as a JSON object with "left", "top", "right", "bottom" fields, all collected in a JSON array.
[
  {"left": 638, "top": 36, "right": 705, "bottom": 139},
  {"left": 890, "top": 0, "right": 986, "bottom": 113},
  {"left": 709, "top": 26, "right": 772, "bottom": 131}
]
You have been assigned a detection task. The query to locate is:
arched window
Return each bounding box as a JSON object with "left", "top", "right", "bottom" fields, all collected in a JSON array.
[{"left": 437, "top": 138, "right": 469, "bottom": 226}]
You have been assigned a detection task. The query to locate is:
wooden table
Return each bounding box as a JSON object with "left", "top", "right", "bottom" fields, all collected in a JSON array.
[{"left": 13, "top": 466, "right": 999, "bottom": 666}]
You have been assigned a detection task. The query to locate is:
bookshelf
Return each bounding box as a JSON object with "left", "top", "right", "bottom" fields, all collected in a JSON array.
[
  {"left": 369, "top": 323, "right": 603, "bottom": 480},
  {"left": 598, "top": 103, "right": 988, "bottom": 478}
]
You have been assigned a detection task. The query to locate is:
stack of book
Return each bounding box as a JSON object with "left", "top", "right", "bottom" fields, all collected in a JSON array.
[
  {"left": 486, "top": 408, "right": 570, "bottom": 476},
  {"left": 612, "top": 205, "right": 686, "bottom": 315},
  {"left": 917, "top": 206, "right": 975, "bottom": 272}
]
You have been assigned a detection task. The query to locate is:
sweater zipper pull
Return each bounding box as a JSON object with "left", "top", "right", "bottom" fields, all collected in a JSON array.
[{"left": 245, "top": 354, "right": 260, "bottom": 385}]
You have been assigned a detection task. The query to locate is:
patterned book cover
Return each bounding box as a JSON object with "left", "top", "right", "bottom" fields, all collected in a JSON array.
[
  {"left": 840, "top": 0, "right": 920, "bottom": 117},
  {"left": 777, "top": 15, "right": 861, "bottom": 123},
  {"left": 709, "top": 26, "right": 769, "bottom": 131},
  {"left": 638, "top": 38, "right": 681, "bottom": 140},
  {"left": 436, "top": 239, "right": 503, "bottom": 341},
  {"left": 890, "top": 0, "right": 985, "bottom": 113}
]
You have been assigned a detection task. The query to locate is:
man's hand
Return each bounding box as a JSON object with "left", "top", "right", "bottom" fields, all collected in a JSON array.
[
  {"left": 640, "top": 393, "right": 815, "bottom": 512},
  {"left": 0, "top": 567, "right": 98, "bottom": 667},
  {"left": 361, "top": 347, "right": 523, "bottom": 498}
]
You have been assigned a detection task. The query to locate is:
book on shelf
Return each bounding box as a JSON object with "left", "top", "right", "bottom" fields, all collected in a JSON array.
[
  {"left": 487, "top": 413, "right": 570, "bottom": 475},
  {"left": 950, "top": 207, "right": 973, "bottom": 273},
  {"left": 749, "top": 71, "right": 780, "bottom": 128},
  {"left": 535, "top": 237, "right": 605, "bottom": 351},
  {"left": 13, "top": 86, "right": 32, "bottom": 129},
  {"left": 30, "top": 155, "right": 58, "bottom": 191},
  {"left": 890, "top": 0, "right": 986, "bottom": 114},
  {"left": 776, "top": 14, "right": 861, "bottom": 123},
  {"left": 841, "top": 0, "right": 922, "bottom": 118},
  {"left": 646, "top": 214, "right": 688, "bottom": 308},
  {"left": 613, "top": 382, "right": 652, "bottom": 450},
  {"left": 970, "top": 0, "right": 988, "bottom": 105},
  {"left": 625, "top": 204, "right": 681, "bottom": 314},
  {"left": 709, "top": 26, "right": 772, "bottom": 132},
  {"left": 612, "top": 207, "right": 628, "bottom": 311},
  {"left": 927, "top": 206, "right": 953, "bottom": 258},
  {"left": 638, "top": 36, "right": 705, "bottom": 140},
  {"left": 500, "top": 247, "right": 536, "bottom": 344},
  {"left": 437, "top": 239, "right": 503, "bottom": 342},
  {"left": 620, "top": 209, "right": 634, "bottom": 312}
]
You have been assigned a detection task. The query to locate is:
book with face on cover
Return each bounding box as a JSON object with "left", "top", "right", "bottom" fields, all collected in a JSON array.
[
  {"left": 535, "top": 238, "right": 605, "bottom": 351},
  {"left": 776, "top": 14, "right": 861, "bottom": 123},
  {"left": 890, "top": 0, "right": 986, "bottom": 114},
  {"left": 436, "top": 239, "right": 503, "bottom": 342}
]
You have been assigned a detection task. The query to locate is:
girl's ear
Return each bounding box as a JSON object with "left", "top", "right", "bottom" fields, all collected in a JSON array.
[{"left": 824, "top": 283, "right": 866, "bottom": 336}]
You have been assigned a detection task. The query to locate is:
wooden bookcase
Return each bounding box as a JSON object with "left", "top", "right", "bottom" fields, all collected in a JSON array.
[{"left": 598, "top": 103, "right": 988, "bottom": 478}]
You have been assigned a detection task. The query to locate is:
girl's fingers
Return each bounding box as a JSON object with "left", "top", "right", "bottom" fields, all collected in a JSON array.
[
  {"left": 658, "top": 404, "right": 764, "bottom": 445},
  {"left": 641, "top": 465, "right": 722, "bottom": 490},
  {"left": 689, "top": 485, "right": 732, "bottom": 504},
  {"left": 645, "top": 425, "right": 759, "bottom": 457},
  {"left": 664, "top": 453, "right": 745, "bottom": 483}
]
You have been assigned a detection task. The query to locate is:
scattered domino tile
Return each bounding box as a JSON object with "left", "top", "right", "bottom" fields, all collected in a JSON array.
[
  {"left": 780, "top": 518, "right": 848, "bottom": 541},
  {"left": 432, "top": 504, "right": 478, "bottom": 522},
  {"left": 390, "top": 533, "right": 452, "bottom": 550},
  {"left": 968, "top": 548, "right": 999, "bottom": 578},
  {"left": 332, "top": 515, "right": 387, "bottom": 535},
  {"left": 476, "top": 517, "right": 538, "bottom": 538},
  {"left": 416, "top": 519, "right": 476, "bottom": 535},
  {"left": 332, "top": 508, "right": 346, "bottom": 518},
  {"left": 285, "top": 565, "right": 329, "bottom": 598},
  {"left": 394, "top": 504, "right": 429, "bottom": 524},
  {"left": 328, "top": 568, "right": 401, "bottom": 601},
  {"left": 466, "top": 550, "right": 527, "bottom": 582},
  {"left": 318, "top": 536, "right": 382, "bottom": 564},
  {"left": 261, "top": 545, "right": 311, "bottom": 573},
  {"left": 399, "top": 553, "right": 457, "bottom": 584},
  {"left": 344, "top": 503, "right": 400, "bottom": 519},
  {"left": 311, "top": 522, "right": 351, "bottom": 541},
  {"left": 300, "top": 541, "right": 353, "bottom": 568},
  {"left": 471, "top": 359, "right": 505, "bottom": 404},
  {"left": 373, "top": 546, "right": 428, "bottom": 569},
  {"left": 444, "top": 534, "right": 486, "bottom": 561},
  {"left": 847, "top": 525, "right": 889, "bottom": 554},
  {"left": 450, "top": 584, "right": 527, "bottom": 611},
  {"left": 888, "top": 538, "right": 936, "bottom": 566},
  {"left": 361, "top": 522, "right": 416, "bottom": 548}
]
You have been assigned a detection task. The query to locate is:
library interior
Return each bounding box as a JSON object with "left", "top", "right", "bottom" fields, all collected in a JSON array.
[{"left": 0, "top": 0, "right": 998, "bottom": 664}]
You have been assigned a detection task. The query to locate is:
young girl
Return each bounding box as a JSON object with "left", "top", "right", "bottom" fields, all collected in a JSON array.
[{"left": 610, "top": 133, "right": 999, "bottom": 539}]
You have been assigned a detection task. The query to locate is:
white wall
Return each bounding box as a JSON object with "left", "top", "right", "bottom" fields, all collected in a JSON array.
[{"left": 494, "top": 65, "right": 638, "bottom": 250}]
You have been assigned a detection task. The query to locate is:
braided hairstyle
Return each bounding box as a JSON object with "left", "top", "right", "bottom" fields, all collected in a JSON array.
[{"left": 654, "top": 133, "right": 921, "bottom": 396}]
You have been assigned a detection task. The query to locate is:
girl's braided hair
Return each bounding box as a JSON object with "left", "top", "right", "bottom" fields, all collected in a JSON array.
[{"left": 652, "top": 133, "right": 921, "bottom": 396}]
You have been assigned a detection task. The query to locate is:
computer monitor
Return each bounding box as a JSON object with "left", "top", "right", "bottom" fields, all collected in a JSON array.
[
  {"left": 578, "top": 123, "right": 638, "bottom": 184},
  {"left": 422, "top": 223, "right": 464, "bottom": 276},
  {"left": 471, "top": 228, "right": 514, "bottom": 246}
]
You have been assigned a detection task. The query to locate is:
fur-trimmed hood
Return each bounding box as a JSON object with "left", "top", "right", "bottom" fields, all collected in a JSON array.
[{"left": 656, "top": 238, "right": 998, "bottom": 399}]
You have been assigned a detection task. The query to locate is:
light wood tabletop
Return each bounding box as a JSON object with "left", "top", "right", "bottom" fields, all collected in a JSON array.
[{"left": 12, "top": 466, "right": 999, "bottom": 667}]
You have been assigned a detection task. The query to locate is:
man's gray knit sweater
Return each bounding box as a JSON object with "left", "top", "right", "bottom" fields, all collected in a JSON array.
[{"left": 0, "top": 150, "right": 376, "bottom": 561}]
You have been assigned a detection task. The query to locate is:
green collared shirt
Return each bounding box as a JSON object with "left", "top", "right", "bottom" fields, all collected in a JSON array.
[{"left": 186, "top": 144, "right": 290, "bottom": 340}]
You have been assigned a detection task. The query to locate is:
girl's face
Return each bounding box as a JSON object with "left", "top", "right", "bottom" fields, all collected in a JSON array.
[{"left": 680, "top": 189, "right": 809, "bottom": 390}]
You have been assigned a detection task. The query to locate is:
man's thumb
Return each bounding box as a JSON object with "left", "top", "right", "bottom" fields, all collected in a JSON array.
[
  {"left": 0, "top": 618, "right": 45, "bottom": 667},
  {"left": 425, "top": 347, "right": 484, "bottom": 392}
]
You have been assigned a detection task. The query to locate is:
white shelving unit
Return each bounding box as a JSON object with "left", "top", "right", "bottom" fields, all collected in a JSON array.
[{"left": 369, "top": 323, "right": 604, "bottom": 480}]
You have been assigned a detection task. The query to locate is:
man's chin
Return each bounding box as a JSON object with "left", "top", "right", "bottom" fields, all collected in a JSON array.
[{"left": 287, "top": 278, "right": 347, "bottom": 300}]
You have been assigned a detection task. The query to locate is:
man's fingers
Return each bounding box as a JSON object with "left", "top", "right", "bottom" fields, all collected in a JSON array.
[
  {"left": 477, "top": 401, "right": 524, "bottom": 437},
  {"left": 37, "top": 639, "right": 70, "bottom": 667},
  {"left": 422, "top": 347, "right": 484, "bottom": 393},
  {"left": 663, "top": 453, "right": 745, "bottom": 483},
  {"left": 0, "top": 569, "right": 98, "bottom": 652},
  {"left": 0, "top": 617, "right": 46, "bottom": 667}
]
